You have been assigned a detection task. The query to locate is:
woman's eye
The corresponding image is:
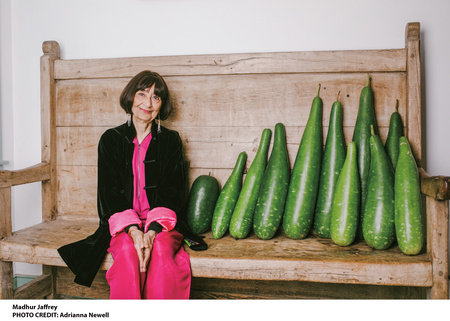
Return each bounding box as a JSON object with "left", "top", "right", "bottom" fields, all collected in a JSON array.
[{"left": 153, "top": 96, "right": 161, "bottom": 101}]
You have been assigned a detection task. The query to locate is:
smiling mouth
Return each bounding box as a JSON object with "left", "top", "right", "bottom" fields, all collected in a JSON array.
[{"left": 139, "top": 107, "right": 152, "bottom": 114}]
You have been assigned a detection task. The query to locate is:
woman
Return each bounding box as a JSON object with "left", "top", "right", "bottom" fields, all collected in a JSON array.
[{"left": 58, "top": 70, "right": 205, "bottom": 299}]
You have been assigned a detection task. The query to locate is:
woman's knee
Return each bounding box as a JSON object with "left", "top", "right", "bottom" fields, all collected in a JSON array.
[
  {"left": 110, "top": 232, "right": 139, "bottom": 262},
  {"left": 151, "top": 231, "right": 182, "bottom": 259}
]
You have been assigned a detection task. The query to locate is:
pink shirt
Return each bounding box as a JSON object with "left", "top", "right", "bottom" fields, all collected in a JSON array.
[
  {"left": 132, "top": 134, "right": 152, "bottom": 219},
  {"left": 108, "top": 132, "right": 177, "bottom": 237}
]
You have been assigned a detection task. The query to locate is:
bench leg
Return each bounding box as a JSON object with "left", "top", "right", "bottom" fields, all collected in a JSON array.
[
  {"left": 43, "top": 265, "right": 56, "bottom": 299},
  {"left": 426, "top": 196, "right": 449, "bottom": 299},
  {"left": 0, "top": 261, "right": 14, "bottom": 299}
]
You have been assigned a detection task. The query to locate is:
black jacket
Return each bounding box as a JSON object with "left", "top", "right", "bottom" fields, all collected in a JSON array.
[{"left": 58, "top": 120, "right": 191, "bottom": 287}]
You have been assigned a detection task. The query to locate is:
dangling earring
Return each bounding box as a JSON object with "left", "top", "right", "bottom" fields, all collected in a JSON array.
[
  {"left": 157, "top": 114, "right": 161, "bottom": 133},
  {"left": 127, "top": 114, "right": 132, "bottom": 127}
]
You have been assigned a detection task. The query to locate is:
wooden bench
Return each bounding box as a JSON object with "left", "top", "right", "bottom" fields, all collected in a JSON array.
[{"left": 1, "top": 22, "right": 449, "bottom": 299}]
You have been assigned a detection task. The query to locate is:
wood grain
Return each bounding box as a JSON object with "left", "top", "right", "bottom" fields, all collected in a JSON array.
[
  {"left": 0, "top": 261, "right": 14, "bottom": 299},
  {"left": 13, "top": 274, "right": 52, "bottom": 299},
  {"left": 56, "top": 126, "right": 390, "bottom": 168},
  {"left": 54, "top": 268, "right": 426, "bottom": 299},
  {"left": 421, "top": 172, "right": 450, "bottom": 201},
  {"left": 190, "top": 277, "right": 426, "bottom": 299},
  {"left": 56, "top": 268, "right": 109, "bottom": 299},
  {"left": 426, "top": 196, "right": 449, "bottom": 299},
  {"left": 0, "top": 162, "right": 50, "bottom": 188},
  {"left": 41, "top": 41, "right": 59, "bottom": 222},
  {"left": 405, "top": 22, "right": 422, "bottom": 164},
  {"left": 54, "top": 49, "right": 407, "bottom": 80},
  {"left": 0, "top": 187, "right": 13, "bottom": 299},
  {"left": 0, "top": 187, "right": 12, "bottom": 238},
  {"left": 55, "top": 73, "right": 407, "bottom": 128},
  {"left": 0, "top": 216, "right": 432, "bottom": 287}
]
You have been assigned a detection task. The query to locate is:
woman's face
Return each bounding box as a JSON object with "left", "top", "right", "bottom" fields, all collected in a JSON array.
[{"left": 131, "top": 84, "right": 162, "bottom": 124}]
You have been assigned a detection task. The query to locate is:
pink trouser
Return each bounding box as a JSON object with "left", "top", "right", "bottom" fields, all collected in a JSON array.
[{"left": 106, "top": 229, "right": 191, "bottom": 299}]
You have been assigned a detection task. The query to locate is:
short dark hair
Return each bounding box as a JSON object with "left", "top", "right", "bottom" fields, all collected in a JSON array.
[{"left": 119, "top": 70, "right": 172, "bottom": 120}]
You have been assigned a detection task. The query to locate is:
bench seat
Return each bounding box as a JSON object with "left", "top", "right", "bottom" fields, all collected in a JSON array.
[{"left": 0, "top": 216, "right": 432, "bottom": 287}]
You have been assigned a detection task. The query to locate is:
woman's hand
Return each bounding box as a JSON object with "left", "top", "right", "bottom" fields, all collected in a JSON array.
[
  {"left": 127, "top": 227, "right": 147, "bottom": 272},
  {"left": 142, "top": 230, "right": 157, "bottom": 271},
  {"left": 127, "top": 227, "right": 157, "bottom": 272}
]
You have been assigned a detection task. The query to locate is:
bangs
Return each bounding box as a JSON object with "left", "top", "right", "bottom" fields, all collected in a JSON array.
[{"left": 136, "top": 75, "right": 167, "bottom": 100}]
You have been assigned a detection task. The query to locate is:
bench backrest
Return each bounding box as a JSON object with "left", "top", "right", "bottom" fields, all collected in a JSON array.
[{"left": 42, "top": 23, "right": 421, "bottom": 220}]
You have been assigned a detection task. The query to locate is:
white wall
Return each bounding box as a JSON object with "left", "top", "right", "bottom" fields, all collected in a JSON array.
[{"left": 1, "top": 0, "right": 450, "bottom": 276}]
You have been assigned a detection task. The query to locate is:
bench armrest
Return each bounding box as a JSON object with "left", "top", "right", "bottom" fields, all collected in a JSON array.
[
  {"left": 0, "top": 162, "right": 51, "bottom": 188},
  {"left": 419, "top": 168, "right": 450, "bottom": 201}
]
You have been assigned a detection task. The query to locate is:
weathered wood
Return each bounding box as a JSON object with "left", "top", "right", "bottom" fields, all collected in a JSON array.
[
  {"left": 190, "top": 278, "right": 426, "bottom": 299},
  {"left": 56, "top": 268, "right": 109, "bottom": 299},
  {"left": 41, "top": 41, "right": 59, "bottom": 222},
  {"left": 55, "top": 73, "right": 407, "bottom": 128},
  {"left": 0, "top": 187, "right": 12, "bottom": 238},
  {"left": 55, "top": 268, "right": 425, "bottom": 299},
  {"left": 56, "top": 126, "right": 391, "bottom": 168},
  {"left": 420, "top": 170, "right": 450, "bottom": 201},
  {"left": 42, "top": 265, "right": 56, "bottom": 299},
  {"left": 405, "top": 22, "right": 422, "bottom": 165},
  {"left": 0, "top": 162, "right": 50, "bottom": 188},
  {"left": 0, "top": 261, "right": 14, "bottom": 299},
  {"left": 0, "top": 187, "right": 13, "bottom": 299},
  {"left": 13, "top": 274, "right": 52, "bottom": 299},
  {"left": 54, "top": 49, "right": 407, "bottom": 80},
  {"left": 426, "top": 196, "right": 449, "bottom": 299},
  {"left": 57, "top": 165, "right": 236, "bottom": 216},
  {"left": 0, "top": 216, "right": 433, "bottom": 287},
  {"left": 57, "top": 166, "right": 98, "bottom": 216},
  {"left": 187, "top": 233, "right": 432, "bottom": 287}
]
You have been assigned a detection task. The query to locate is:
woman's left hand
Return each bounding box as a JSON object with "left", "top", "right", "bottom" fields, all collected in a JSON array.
[{"left": 142, "top": 230, "right": 157, "bottom": 271}]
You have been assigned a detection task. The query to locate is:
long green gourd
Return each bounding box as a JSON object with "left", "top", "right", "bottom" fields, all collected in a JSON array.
[
  {"left": 211, "top": 152, "right": 247, "bottom": 239},
  {"left": 385, "top": 100, "right": 404, "bottom": 170},
  {"left": 283, "top": 84, "right": 323, "bottom": 239},
  {"left": 330, "top": 141, "right": 360, "bottom": 246},
  {"left": 314, "top": 93, "right": 346, "bottom": 238},
  {"left": 395, "top": 136, "right": 424, "bottom": 255},
  {"left": 352, "top": 74, "right": 379, "bottom": 237},
  {"left": 253, "top": 123, "right": 290, "bottom": 240},
  {"left": 362, "top": 126, "right": 395, "bottom": 250},
  {"left": 229, "top": 128, "right": 272, "bottom": 239}
]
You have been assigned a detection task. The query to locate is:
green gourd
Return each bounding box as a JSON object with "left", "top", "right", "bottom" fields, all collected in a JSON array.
[
  {"left": 385, "top": 100, "right": 404, "bottom": 170},
  {"left": 330, "top": 141, "right": 360, "bottom": 246},
  {"left": 352, "top": 74, "right": 379, "bottom": 237},
  {"left": 229, "top": 128, "right": 272, "bottom": 239},
  {"left": 211, "top": 152, "right": 247, "bottom": 239},
  {"left": 362, "top": 126, "right": 395, "bottom": 250},
  {"left": 283, "top": 84, "right": 323, "bottom": 239},
  {"left": 253, "top": 123, "right": 290, "bottom": 240},
  {"left": 395, "top": 136, "right": 424, "bottom": 255},
  {"left": 314, "top": 94, "right": 346, "bottom": 238},
  {"left": 186, "top": 175, "right": 220, "bottom": 234}
]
